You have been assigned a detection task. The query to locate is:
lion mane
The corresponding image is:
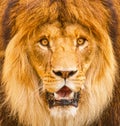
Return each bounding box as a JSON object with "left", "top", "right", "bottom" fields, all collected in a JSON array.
[{"left": 0, "top": 0, "right": 120, "bottom": 126}]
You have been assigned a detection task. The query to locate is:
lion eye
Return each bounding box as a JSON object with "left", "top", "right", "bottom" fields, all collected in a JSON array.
[
  {"left": 77, "top": 38, "right": 86, "bottom": 46},
  {"left": 39, "top": 38, "right": 49, "bottom": 47}
]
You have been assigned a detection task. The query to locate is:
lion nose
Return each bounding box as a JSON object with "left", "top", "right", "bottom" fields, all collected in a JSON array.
[{"left": 52, "top": 70, "right": 77, "bottom": 79}]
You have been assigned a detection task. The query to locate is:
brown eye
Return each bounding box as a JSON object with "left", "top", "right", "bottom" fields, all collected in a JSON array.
[
  {"left": 77, "top": 38, "right": 86, "bottom": 46},
  {"left": 39, "top": 38, "right": 49, "bottom": 47}
]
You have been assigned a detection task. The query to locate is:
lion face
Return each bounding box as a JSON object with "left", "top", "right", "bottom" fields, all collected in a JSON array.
[
  {"left": 1, "top": 0, "right": 118, "bottom": 126},
  {"left": 27, "top": 22, "right": 96, "bottom": 113}
]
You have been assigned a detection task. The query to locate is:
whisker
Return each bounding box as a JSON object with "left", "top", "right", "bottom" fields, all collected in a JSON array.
[
  {"left": 33, "top": 86, "right": 43, "bottom": 94},
  {"left": 32, "top": 80, "right": 44, "bottom": 95}
]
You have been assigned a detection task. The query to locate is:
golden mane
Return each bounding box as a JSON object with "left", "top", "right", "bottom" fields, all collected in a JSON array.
[{"left": 0, "top": 0, "right": 120, "bottom": 126}]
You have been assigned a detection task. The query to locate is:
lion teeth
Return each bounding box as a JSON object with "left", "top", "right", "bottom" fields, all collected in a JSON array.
[
  {"left": 81, "top": 84, "right": 85, "bottom": 90},
  {"left": 54, "top": 92, "right": 74, "bottom": 100}
]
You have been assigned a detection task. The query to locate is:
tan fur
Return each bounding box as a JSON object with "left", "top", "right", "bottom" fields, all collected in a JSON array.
[{"left": 0, "top": 0, "right": 120, "bottom": 126}]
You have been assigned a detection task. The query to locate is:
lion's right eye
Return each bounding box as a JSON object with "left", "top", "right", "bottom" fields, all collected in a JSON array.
[
  {"left": 76, "top": 38, "right": 87, "bottom": 46},
  {"left": 39, "top": 38, "right": 49, "bottom": 47}
]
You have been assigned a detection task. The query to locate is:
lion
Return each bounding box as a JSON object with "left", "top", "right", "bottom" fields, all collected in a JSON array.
[{"left": 0, "top": 0, "right": 120, "bottom": 126}]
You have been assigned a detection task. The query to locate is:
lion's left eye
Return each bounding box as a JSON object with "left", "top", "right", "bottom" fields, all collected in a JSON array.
[
  {"left": 76, "top": 38, "right": 87, "bottom": 46},
  {"left": 39, "top": 38, "right": 49, "bottom": 47}
]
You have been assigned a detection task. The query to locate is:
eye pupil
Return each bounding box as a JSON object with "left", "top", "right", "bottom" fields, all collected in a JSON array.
[{"left": 40, "top": 38, "right": 49, "bottom": 46}]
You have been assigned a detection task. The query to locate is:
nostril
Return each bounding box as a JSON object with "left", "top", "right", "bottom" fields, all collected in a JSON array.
[
  {"left": 53, "top": 71, "right": 63, "bottom": 77},
  {"left": 69, "top": 71, "right": 77, "bottom": 77},
  {"left": 52, "top": 70, "right": 78, "bottom": 79}
]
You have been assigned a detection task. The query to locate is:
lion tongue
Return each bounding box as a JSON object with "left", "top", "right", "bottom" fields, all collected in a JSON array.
[{"left": 56, "top": 86, "right": 72, "bottom": 98}]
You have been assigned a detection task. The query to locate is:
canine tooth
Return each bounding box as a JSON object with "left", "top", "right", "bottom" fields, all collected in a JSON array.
[
  {"left": 54, "top": 93, "right": 60, "bottom": 100},
  {"left": 69, "top": 92, "right": 74, "bottom": 98},
  {"left": 81, "top": 84, "right": 85, "bottom": 90}
]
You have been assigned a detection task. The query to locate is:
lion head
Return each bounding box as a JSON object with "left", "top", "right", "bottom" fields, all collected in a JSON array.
[{"left": 0, "top": 0, "right": 118, "bottom": 126}]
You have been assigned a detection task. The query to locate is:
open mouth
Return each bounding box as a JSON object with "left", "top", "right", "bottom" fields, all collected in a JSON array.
[{"left": 46, "top": 86, "right": 80, "bottom": 108}]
